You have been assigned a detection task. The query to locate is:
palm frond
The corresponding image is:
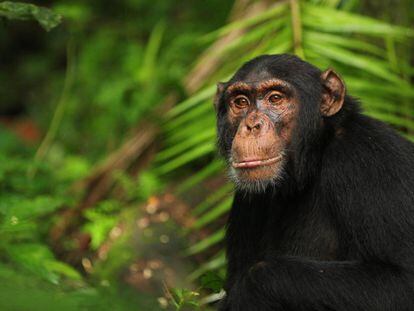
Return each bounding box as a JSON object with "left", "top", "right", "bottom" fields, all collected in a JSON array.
[{"left": 155, "top": 0, "right": 414, "bottom": 278}]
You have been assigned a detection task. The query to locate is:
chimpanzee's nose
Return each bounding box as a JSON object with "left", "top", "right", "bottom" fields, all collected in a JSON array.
[{"left": 244, "top": 114, "right": 265, "bottom": 135}]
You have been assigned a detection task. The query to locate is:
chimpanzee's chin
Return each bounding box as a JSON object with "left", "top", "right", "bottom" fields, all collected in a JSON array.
[{"left": 229, "top": 164, "right": 284, "bottom": 193}]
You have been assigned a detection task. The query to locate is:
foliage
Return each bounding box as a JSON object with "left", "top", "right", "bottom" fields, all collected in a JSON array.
[
  {"left": 0, "top": 0, "right": 237, "bottom": 308},
  {"left": 155, "top": 0, "right": 414, "bottom": 292},
  {"left": 169, "top": 288, "right": 201, "bottom": 310},
  {"left": 0, "top": 0, "right": 413, "bottom": 310},
  {"left": 0, "top": 137, "right": 77, "bottom": 280},
  {"left": 0, "top": 1, "right": 62, "bottom": 31}
]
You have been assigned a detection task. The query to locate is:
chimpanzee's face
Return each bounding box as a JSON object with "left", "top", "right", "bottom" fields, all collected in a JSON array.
[
  {"left": 215, "top": 55, "right": 345, "bottom": 192},
  {"left": 218, "top": 76, "right": 299, "bottom": 191}
]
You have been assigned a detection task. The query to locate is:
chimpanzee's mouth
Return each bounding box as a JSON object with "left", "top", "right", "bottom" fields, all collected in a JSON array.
[{"left": 232, "top": 155, "right": 282, "bottom": 169}]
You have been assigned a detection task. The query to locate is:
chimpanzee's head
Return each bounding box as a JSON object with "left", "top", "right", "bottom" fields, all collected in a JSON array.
[{"left": 214, "top": 54, "right": 346, "bottom": 192}]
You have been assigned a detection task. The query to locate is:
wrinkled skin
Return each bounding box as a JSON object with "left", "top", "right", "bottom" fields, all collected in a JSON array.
[
  {"left": 215, "top": 58, "right": 343, "bottom": 192},
  {"left": 226, "top": 79, "right": 298, "bottom": 186}
]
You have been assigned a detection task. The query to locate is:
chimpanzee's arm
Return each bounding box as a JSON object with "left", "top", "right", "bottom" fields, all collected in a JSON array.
[{"left": 222, "top": 257, "right": 414, "bottom": 311}]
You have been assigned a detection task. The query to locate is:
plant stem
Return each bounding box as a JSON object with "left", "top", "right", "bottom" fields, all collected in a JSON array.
[
  {"left": 28, "top": 39, "right": 76, "bottom": 178},
  {"left": 289, "top": 0, "right": 305, "bottom": 59}
]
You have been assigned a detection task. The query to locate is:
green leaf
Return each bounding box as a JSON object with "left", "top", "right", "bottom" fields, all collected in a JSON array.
[
  {"left": 200, "top": 271, "right": 224, "bottom": 293},
  {"left": 167, "top": 85, "right": 216, "bottom": 118},
  {"left": 6, "top": 244, "right": 60, "bottom": 283},
  {"left": 0, "top": 195, "right": 63, "bottom": 220},
  {"left": 304, "top": 31, "right": 385, "bottom": 57},
  {"left": 0, "top": 1, "right": 62, "bottom": 31},
  {"left": 154, "top": 142, "right": 216, "bottom": 175},
  {"left": 209, "top": 16, "right": 289, "bottom": 59},
  {"left": 307, "top": 41, "right": 404, "bottom": 84},
  {"left": 166, "top": 115, "right": 215, "bottom": 144},
  {"left": 136, "top": 21, "right": 165, "bottom": 82},
  {"left": 192, "top": 197, "right": 233, "bottom": 230},
  {"left": 46, "top": 261, "right": 82, "bottom": 280},
  {"left": 185, "top": 229, "right": 225, "bottom": 256},
  {"left": 156, "top": 127, "right": 215, "bottom": 162},
  {"left": 188, "top": 252, "right": 226, "bottom": 281},
  {"left": 164, "top": 101, "right": 213, "bottom": 132},
  {"left": 192, "top": 183, "right": 233, "bottom": 216},
  {"left": 201, "top": 1, "right": 289, "bottom": 42},
  {"left": 177, "top": 160, "right": 225, "bottom": 194},
  {"left": 170, "top": 288, "right": 200, "bottom": 309},
  {"left": 303, "top": 3, "right": 414, "bottom": 38}
]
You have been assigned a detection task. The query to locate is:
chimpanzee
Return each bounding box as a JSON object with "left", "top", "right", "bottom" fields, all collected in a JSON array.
[{"left": 214, "top": 54, "right": 414, "bottom": 311}]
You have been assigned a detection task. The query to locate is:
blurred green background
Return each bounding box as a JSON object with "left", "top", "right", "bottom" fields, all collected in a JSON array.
[{"left": 0, "top": 0, "right": 413, "bottom": 310}]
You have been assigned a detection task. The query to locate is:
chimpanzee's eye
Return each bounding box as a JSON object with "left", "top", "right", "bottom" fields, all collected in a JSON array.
[
  {"left": 268, "top": 93, "right": 283, "bottom": 105},
  {"left": 232, "top": 95, "right": 250, "bottom": 109}
]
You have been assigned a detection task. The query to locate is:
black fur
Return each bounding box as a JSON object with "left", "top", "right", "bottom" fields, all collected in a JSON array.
[{"left": 216, "top": 54, "right": 414, "bottom": 310}]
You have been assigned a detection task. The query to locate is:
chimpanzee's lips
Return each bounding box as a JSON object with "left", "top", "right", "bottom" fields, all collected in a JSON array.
[{"left": 232, "top": 155, "right": 282, "bottom": 169}]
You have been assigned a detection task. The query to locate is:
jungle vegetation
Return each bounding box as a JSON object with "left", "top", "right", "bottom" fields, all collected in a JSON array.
[{"left": 0, "top": 0, "right": 413, "bottom": 310}]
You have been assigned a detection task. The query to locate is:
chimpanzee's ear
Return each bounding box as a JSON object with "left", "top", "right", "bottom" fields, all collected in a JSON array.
[
  {"left": 214, "top": 82, "right": 226, "bottom": 111},
  {"left": 320, "top": 69, "right": 345, "bottom": 117}
]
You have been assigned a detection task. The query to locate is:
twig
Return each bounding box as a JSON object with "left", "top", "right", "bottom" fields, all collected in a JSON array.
[{"left": 28, "top": 39, "right": 76, "bottom": 178}]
